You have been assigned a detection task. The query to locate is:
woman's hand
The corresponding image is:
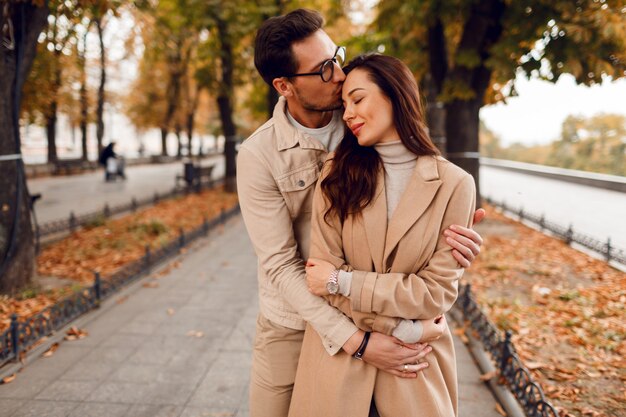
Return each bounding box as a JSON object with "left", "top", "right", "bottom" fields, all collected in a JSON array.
[
  {"left": 421, "top": 315, "right": 447, "bottom": 342},
  {"left": 445, "top": 208, "right": 486, "bottom": 268},
  {"left": 305, "top": 258, "right": 336, "bottom": 296}
]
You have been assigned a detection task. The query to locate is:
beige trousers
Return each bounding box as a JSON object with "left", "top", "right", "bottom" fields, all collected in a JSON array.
[{"left": 249, "top": 314, "right": 305, "bottom": 417}]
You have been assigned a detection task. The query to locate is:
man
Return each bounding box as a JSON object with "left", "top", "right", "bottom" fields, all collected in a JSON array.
[
  {"left": 237, "top": 9, "right": 484, "bottom": 417},
  {"left": 98, "top": 141, "right": 126, "bottom": 181}
]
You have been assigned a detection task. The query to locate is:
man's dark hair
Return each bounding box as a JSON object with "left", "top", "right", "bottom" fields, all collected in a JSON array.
[{"left": 254, "top": 9, "right": 324, "bottom": 86}]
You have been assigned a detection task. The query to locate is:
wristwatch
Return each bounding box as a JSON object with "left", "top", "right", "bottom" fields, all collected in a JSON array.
[{"left": 326, "top": 269, "right": 340, "bottom": 295}]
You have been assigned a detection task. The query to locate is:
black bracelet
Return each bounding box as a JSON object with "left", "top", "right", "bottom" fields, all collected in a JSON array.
[{"left": 353, "top": 331, "right": 371, "bottom": 360}]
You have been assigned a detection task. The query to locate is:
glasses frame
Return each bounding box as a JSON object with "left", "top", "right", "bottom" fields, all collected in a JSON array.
[{"left": 283, "top": 46, "right": 346, "bottom": 82}]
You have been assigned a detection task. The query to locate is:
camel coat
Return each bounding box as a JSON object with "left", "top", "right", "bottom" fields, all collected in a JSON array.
[{"left": 288, "top": 155, "right": 476, "bottom": 417}]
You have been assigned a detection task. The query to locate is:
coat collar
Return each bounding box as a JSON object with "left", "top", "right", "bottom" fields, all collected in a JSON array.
[
  {"left": 362, "top": 167, "right": 387, "bottom": 273},
  {"left": 384, "top": 155, "right": 442, "bottom": 263},
  {"left": 362, "top": 155, "right": 442, "bottom": 270},
  {"left": 273, "top": 97, "right": 329, "bottom": 152}
]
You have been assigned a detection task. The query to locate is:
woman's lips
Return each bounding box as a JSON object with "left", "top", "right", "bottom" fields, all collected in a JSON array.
[{"left": 351, "top": 123, "right": 364, "bottom": 136}]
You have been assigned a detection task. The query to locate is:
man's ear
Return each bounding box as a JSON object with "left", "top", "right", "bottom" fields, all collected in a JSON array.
[{"left": 272, "top": 77, "right": 293, "bottom": 98}]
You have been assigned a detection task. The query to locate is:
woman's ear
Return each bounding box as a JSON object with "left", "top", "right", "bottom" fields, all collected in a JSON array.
[{"left": 272, "top": 77, "right": 293, "bottom": 98}]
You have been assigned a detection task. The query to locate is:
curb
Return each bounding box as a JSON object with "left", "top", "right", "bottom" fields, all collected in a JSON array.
[{"left": 449, "top": 308, "right": 526, "bottom": 417}]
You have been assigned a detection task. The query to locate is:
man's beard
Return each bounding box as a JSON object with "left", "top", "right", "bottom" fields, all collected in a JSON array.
[{"left": 295, "top": 90, "right": 343, "bottom": 112}]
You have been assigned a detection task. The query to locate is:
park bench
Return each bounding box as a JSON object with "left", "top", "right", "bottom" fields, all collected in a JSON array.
[
  {"left": 53, "top": 158, "right": 94, "bottom": 175},
  {"left": 176, "top": 162, "right": 216, "bottom": 191}
]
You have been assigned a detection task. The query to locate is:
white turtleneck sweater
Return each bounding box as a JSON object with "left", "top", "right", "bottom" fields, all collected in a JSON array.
[{"left": 336, "top": 140, "right": 424, "bottom": 343}]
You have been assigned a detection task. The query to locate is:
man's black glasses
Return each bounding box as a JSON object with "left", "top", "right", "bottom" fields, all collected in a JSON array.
[{"left": 284, "top": 46, "right": 346, "bottom": 82}]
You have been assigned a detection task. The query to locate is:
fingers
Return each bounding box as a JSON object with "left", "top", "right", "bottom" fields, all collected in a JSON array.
[
  {"left": 408, "top": 345, "right": 432, "bottom": 362},
  {"left": 445, "top": 230, "right": 480, "bottom": 264},
  {"left": 397, "top": 341, "right": 426, "bottom": 352},
  {"left": 452, "top": 249, "right": 470, "bottom": 268},
  {"left": 397, "top": 361, "right": 429, "bottom": 374},
  {"left": 447, "top": 227, "right": 482, "bottom": 251},
  {"left": 473, "top": 208, "right": 486, "bottom": 225},
  {"left": 386, "top": 370, "right": 418, "bottom": 378},
  {"left": 448, "top": 225, "right": 484, "bottom": 248},
  {"left": 394, "top": 344, "right": 431, "bottom": 364}
]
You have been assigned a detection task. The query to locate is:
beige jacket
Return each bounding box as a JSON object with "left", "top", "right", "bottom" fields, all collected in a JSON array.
[
  {"left": 289, "top": 155, "right": 476, "bottom": 417},
  {"left": 236, "top": 97, "right": 358, "bottom": 355}
]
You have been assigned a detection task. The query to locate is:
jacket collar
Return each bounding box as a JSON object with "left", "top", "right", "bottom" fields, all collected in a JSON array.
[
  {"left": 362, "top": 155, "right": 442, "bottom": 270},
  {"left": 273, "top": 97, "right": 331, "bottom": 152}
]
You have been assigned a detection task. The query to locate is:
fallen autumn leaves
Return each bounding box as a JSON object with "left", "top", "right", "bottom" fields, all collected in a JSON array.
[
  {"left": 465, "top": 205, "right": 625, "bottom": 417},
  {"left": 0, "top": 187, "right": 238, "bottom": 334}
]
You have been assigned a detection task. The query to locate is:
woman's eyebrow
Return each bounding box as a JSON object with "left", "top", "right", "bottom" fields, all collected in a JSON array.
[{"left": 346, "top": 88, "right": 365, "bottom": 96}]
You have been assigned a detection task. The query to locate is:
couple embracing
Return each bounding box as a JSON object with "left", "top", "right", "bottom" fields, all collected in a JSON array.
[{"left": 237, "top": 9, "right": 484, "bottom": 417}]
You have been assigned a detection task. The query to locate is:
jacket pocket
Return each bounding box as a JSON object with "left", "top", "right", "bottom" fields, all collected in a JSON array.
[{"left": 276, "top": 163, "right": 320, "bottom": 217}]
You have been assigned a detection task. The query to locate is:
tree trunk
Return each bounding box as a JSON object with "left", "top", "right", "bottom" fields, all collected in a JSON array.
[
  {"left": 445, "top": 99, "right": 482, "bottom": 201},
  {"left": 45, "top": 99, "right": 58, "bottom": 164},
  {"left": 95, "top": 18, "right": 106, "bottom": 155},
  {"left": 0, "top": 1, "right": 49, "bottom": 293},
  {"left": 186, "top": 85, "right": 200, "bottom": 157},
  {"left": 215, "top": 17, "right": 237, "bottom": 193},
  {"left": 441, "top": 0, "right": 505, "bottom": 207},
  {"left": 46, "top": 40, "right": 62, "bottom": 165},
  {"left": 160, "top": 128, "right": 169, "bottom": 156},
  {"left": 423, "top": 75, "right": 446, "bottom": 154},
  {"left": 175, "top": 125, "right": 182, "bottom": 158},
  {"left": 186, "top": 115, "right": 194, "bottom": 156},
  {"left": 79, "top": 30, "right": 88, "bottom": 161},
  {"left": 161, "top": 46, "right": 182, "bottom": 157},
  {"left": 262, "top": 0, "right": 284, "bottom": 118}
]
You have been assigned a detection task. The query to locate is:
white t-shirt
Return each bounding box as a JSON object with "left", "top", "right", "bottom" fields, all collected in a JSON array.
[{"left": 286, "top": 110, "right": 345, "bottom": 152}]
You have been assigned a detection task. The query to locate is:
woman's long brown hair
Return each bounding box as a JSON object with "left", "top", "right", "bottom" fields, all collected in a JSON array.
[{"left": 321, "top": 54, "right": 440, "bottom": 223}]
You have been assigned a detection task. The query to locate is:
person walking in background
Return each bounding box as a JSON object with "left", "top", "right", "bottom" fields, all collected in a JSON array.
[
  {"left": 98, "top": 141, "right": 126, "bottom": 181},
  {"left": 237, "top": 9, "right": 485, "bottom": 417}
]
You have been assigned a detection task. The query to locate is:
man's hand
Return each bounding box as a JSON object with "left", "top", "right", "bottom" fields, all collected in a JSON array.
[
  {"left": 305, "top": 258, "right": 336, "bottom": 296},
  {"left": 444, "top": 208, "right": 486, "bottom": 268},
  {"left": 344, "top": 331, "right": 431, "bottom": 378}
]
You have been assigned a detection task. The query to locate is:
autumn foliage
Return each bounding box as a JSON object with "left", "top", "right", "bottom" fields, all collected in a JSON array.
[
  {"left": 0, "top": 187, "right": 238, "bottom": 333},
  {"left": 465, "top": 205, "right": 625, "bottom": 417}
]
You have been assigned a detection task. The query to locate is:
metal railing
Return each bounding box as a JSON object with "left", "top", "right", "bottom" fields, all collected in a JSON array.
[
  {"left": 457, "top": 284, "right": 559, "bottom": 417},
  {"left": 484, "top": 196, "right": 626, "bottom": 266},
  {"left": 36, "top": 178, "right": 223, "bottom": 244},
  {"left": 0, "top": 204, "right": 240, "bottom": 369}
]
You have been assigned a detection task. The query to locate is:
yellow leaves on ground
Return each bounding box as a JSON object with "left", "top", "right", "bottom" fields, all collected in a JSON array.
[
  {"left": 1, "top": 374, "right": 16, "bottom": 384},
  {"left": 466, "top": 205, "right": 625, "bottom": 417},
  {"left": 186, "top": 330, "right": 204, "bottom": 338},
  {"left": 42, "top": 343, "right": 59, "bottom": 358},
  {"left": 37, "top": 187, "right": 238, "bottom": 284},
  {"left": 0, "top": 187, "right": 238, "bottom": 334},
  {"left": 64, "top": 326, "right": 88, "bottom": 341}
]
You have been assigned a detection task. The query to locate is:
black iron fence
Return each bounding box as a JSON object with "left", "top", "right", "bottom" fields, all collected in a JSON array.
[
  {"left": 484, "top": 196, "right": 626, "bottom": 266},
  {"left": 36, "top": 178, "right": 223, "bottom": 243},
  {"left": 0, "top": 204, "right": 240, "bottom": 369},
  {"left": 457, "top": 284, "right": 560, "bottom": 417}
]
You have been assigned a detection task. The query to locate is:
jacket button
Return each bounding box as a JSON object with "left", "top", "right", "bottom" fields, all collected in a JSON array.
[{"left": 297, "top": 180, "right": 305, "bottom": 187}]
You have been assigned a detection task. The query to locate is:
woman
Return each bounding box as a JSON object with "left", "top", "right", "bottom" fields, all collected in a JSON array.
[{"left": 288, "top": 54, "right": 476, "bottom": 417}]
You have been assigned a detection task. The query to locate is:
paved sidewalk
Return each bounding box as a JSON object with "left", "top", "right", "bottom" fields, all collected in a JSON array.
[
  {"left": 28, "top": 155, "right": 225, "bottom": 224},
  {"left": 0, "top": 216, "right": 502, "bottom": 417}
]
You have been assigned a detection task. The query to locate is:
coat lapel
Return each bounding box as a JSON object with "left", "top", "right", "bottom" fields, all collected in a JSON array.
[
  {"left": 384, "top": 156, "right": 442, "bottom": 263},
  {"left": 362, "top": 168, "right": 387, "bottom": 273}
]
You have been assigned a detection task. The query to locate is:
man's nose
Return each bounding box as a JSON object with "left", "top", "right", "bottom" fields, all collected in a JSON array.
[{"left": 333, "top": 62, "right": 346, "bottom": 83}]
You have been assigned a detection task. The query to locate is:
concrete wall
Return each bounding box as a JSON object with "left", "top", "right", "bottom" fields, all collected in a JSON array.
[{"left": 480, "top": 158, "right": 626, "bottom": 193}]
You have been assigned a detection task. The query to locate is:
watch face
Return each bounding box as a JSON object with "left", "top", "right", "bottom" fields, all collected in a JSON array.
[{"left": 326, "top": 281, "right": 339, "bottom": 295}]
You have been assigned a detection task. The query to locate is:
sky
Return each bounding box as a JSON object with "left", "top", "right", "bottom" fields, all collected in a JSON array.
[{"left": 479, "top": 74, "right": 626, "bottom": 147}]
